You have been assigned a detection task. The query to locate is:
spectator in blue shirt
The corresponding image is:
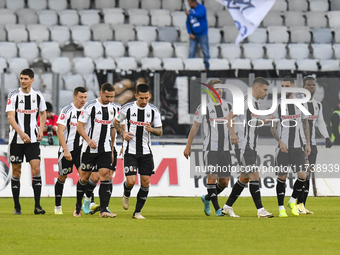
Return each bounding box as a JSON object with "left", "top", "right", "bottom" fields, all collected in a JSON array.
[{"left": 186, "top": 0, "right": 210, "bottom": 70}]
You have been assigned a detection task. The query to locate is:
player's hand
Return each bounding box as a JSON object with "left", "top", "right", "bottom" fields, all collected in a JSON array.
[
  {"left": 189, "top": 33, "right": 196, "bottom": 40},
  {"left": 144, "top": 122, "right": 153, "bottom": 132},
  {"left": 87, "top": 139, "right": 97, "bottom": 149},
  {"left": 305, "top": 144, "right": 311, "bottom": 157},
  {"left": 262, "top": 115, "right": 276, "bottom": 124},
  {"left": 119, "top": 147, "right": 123, "bottom": 157},
  {"left": 37, "top": 129, "right": 44, "bottom": 141},
  {"left": 184, "top": 146, "right": 191, "bottom": 159},
  {"left": 279, "top": 140, "right": 288, "bottom": 153},
  {"left": 326, "top": 138, "right": 333, "bottom": 148},
  {"left": 20, "top": 132, "right": 31, "bottom": 143},
  {"left": 123, "top": 131, "right": 134, "bottom": 141},
  {"left": 185, "top": 10, "right": 190, "bottom": 15},
  {"left": 230, "top": 133, "right": 239, "bottom": 145},
  {"left": 64, "top": 150, "right": 72, "bottom": 161}
]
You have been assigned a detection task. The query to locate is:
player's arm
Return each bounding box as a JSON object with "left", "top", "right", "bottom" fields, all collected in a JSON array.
[
  {"left": 77, "top": 121, "right": 97, "bottom": 149},
  {"left": 184, "top": 121, "right": 200, "bottom": 159},
  {"left": 57, "top": 124, "right": 72, "bottom": 161},
  {"left": 331, "top": 113, "right": 340, "bottom": 141},
  {"left": 113, "top": 119, "right": 133, "bottom": 141},
  {"left": 302, "top": 118, "right": 311, "bottom": 156},
  {"left": 51, "top": 115, "right": 58, "bottom": 133},
  {"left": 317, "top": 105, "right": 332, "bottom": 148},
  {"left": 226, "top": 111, "right": 239, "bottom": 145},
  {"left": 7, "top": 111, "right": 31, "bottom": 143},
  {"left": 37, "top": 110, "right": 47, "bottom": 141},
  {"left": 145, "top": 124, "right": 162, "bottom": 136},
  {"left": 270, "top": 120, "right": 288, "bottom": 153}
]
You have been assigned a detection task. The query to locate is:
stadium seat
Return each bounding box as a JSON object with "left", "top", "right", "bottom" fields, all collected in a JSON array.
[
  {"left": 151, "top": 42, "right": 173, "bottom": 59},
  {"left": 136, "top": 26, "right": 157, "bottom": 46},
  {"left": 320, "top": 60, "right": 340, "bottom": 71},
  {"left": 73, "top": 57, "right": 95, "bottom": 74},
  {"left": 8, "top": 57, "right": 29, "bottom": 75},
  {"left": 0, "top": 0, "right": 4, "bottom": 8},
  {"left": 17, "top": 42, "right": 39, "bottom": 64},
  {"left": 209, "top": 58, "right": 229, "bottom": 70},
  {"left": 94, "top": 0, "right": 115, "bottom": 9},
  {"left": 59, "top": 90, "right": 74, "bottom": 108},
  {"left": 288, "top": 43, "right": 310, "bottom": 59},
  {"left": 5, "top": 0, "right": 25, "bottom": 12},
  {"left": 274, "top": 59, "right": 296, "bottom": 71},
  {"left": 158, "top": 26, "right": 178, "bottom": 43},
  {"left": 141, "top": 0, "right": 161, "bottom": 11},
  {"left": 265, "top": 44, "right": 287, "bottom": 59},
  {"left": 103, "top": 41, "right": 125, "bottom": 59},
  {"left": 312, "top": 44, "right": 333, "bottom": 59},
  {"left": 0, "top": 57, "right": 8, "bottom": 72},
  {"left": 103, "top": 9, "right": 125, "bottom": 26},
  {"left": 220, "top": 43, "right": 241, "bottom": 60},
  {"left": 41, "top": 72, "right": 53, "bottom": 91},
  {"left": 0, "top": 26, "right": 6, "bottom": 42},
  {"left": 217, "top": 10, "right": 235, "bottom": 27},
  {"left": 28, "top": 0, "right": 47, "bottom": 11},
  {"left": 287, "top": 0, "right": 308, "bottom": 11},
  {"left": 91, "top": 23, "right": 113, "bottom": 42},
  {"left": 208, "top": 28, "right": 221, "bottom": 44},
  {"left": 94, "top": 57, "right": 116, "bottom": 71},
  {"left": 162, "top": 0, "right": 182, "bottom": 12},
  {"left": 79, "top": 10, "right": 100, "bottom": 26},
  {"left": 4, "top": 73, "right": 19, "bottom": 94},
  {"left": 128, "top": 9, "right": 150, "bottom": 26},
  {"left": 86, "top": 89, "right": 97, "bottom": 101},
  {"left": 0, "top": 11, "right": 16, "bottom": 26},
  {"left": 58, "top": 10, "right": 79, "bottom": 27},
  {"left": 243, "top": 44, "right": 265, "bottom": 60},
  {"left": 16, "top": 8, "right": 38, "bottom": 24},
  {"left": 162, "top": 57, "right": 184, "bottom": 70},
  {"left": 334, "top": 26, "right": 340, "bottom": 43},
  {"left": 0, "top": 42, "right": 17, "bottom": 60},
  {"left": 262, "top": 11, "right": 283, "bottom": 27},
  {"left": 151, "top": 9, "right": 171, "bottom": 27},
  {"left": 173, "top": 42, "right": 189, "bottom": 59},
  {"left": 49, "top": 26, "right": 71, "bottom": 47},
  {"left": 63, "top": 73, "right": 85, "bottom": 91},
  {"left": 206, "top": 44, "right": 219, "bottom": 58},
  {"left": 333, "top": 44, "right": 340, "bottom": 58},
  {"left": 6, "top": 24, "right": 28, "bottom": 43},
  {"left": 290, "top": 26, "right": 311, "bottom": 43},
  {"left": 113, "top": 24, "right": 135, "bottom": 46},
  {"left": 306, "top": 11, "right": 327, "bottom": 28},
  {"left": 271, "top": 0, "right": 288, "bottom": 11},
  {"left": 222, "top": 25, "right": 239, "bottom": 43},
  {"left": 70, "top": 26, "right": 91, "bottom": 46},
  {"left": 310, "top": 1, "right": 329, "bottom": 12},
  {"left": 128, "top": 41, "right": 149, "bottom": 64},
  {"left": 327, "top": 11, "right": 340, "bottom": 27},
  {"left": 83, "top": 41, "right": 104, "bottom": 60},
  {"left": 83, "top": 73, "right": 99, "bottom": 94},
  {"left": 171, "top": 11, "right": 187, "bottom": 30},
  {"left": 119, "top": 0, "right": 140, "bottom": 12},
  {"left": 51, "top": 57, "right": 72, "bottom": 74},
  {"left": 297, "top": 59, "right": 319, "bottom": 71},
  {"left": 183, "top": 58, "right": 205, "bottom": 70},
  {"left": 330, "top": 0, "right": 340, "bottom": 10},
  {"left": 179, "top": 27, "right": 189, "bottom": 42},
  {"left": 204, "top": 0, "right": 223, "bottom": 15},
  {"left": 206, "top": 10, "right": 216, "bottom": 27},
  {"left": 70, "top": 0, "right": 90, "bottom": 10},
  {"left": 267, "top": 26, "right": 289, "bottom": 43},
  {"left": 141, "top": 57, "right": 162, "bottom": 70},
  {"left": 39, "top": 41, "right": 61, "bottom": 63},
  {"left": 284, "top": 11, "right": 305, "bottom": 27},
  {"left": 252, "top": 59, "right": 274, "bottom": 70},
  {"left": 248, "top": 28, "right": 267, "bottom": 43},
  {"left": 230, "top": 58, "right": 252, "bottom": 70},
  {"left": 31, "top": 75, "right": 42, "bottom": 90},
  {"left": 37, "top": 10, "right": 58, "bottom": 27},
  {"left": 27, "top": 24, "right": 49, "bottom": 44},
  {"left": 47, "top": 0, "right": 67, "bottom": 11},
  {"left": 115, "top": 57, "right": 138, "bottom": 70},
  {"left": 312, "top": 28, "right": 333, "bottom": 43}
]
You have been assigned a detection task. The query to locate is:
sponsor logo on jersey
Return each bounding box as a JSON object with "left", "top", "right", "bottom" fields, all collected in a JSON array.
[
  {"left": 308, "top": 115, "right": 318, "bottom": 120},
  {"left": 95, "top": 119, "right": 111, "bottom": 125},
  {"left": 209, "top": 118, "right": 227, "bottom": 122},
  {"left": 281, "top": 114, "right": 302, "bottom": 120},
  {"left": 16, "top": 108, "right": 38, "bottom": 114},
  {"left": 251, "top": 113, "right": 260, "bottom": 118},
  {"left": 70, "top": 122, "right": 77, "bottom": 126},
  {"left": 129, "top": 120, "right": 146, "bottom": 126}
]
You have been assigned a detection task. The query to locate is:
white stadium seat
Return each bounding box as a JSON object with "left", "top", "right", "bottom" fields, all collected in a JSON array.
[
  {"left": 230, "top": 58, "right": 252, "bottom": 70},
  {"left": 220, "top": 43, "right": 241, "bottom": 60},
  {"left": 136, "top": 26, "right": 157, "bottom": 46},
  {"left": 114, "top": 24, "right": 135, "bottom": 46},
  {"left": 290, "top": 26, "right": 311, "bottom": 43},
  {"left": 63, "top": 73, "right": 85, "bottom": 91},
  {"left": 70, "top": 25, "right": 91, "bottom": 46},
  {"left": 262, "top": 11, "right": 283, "bottom": 27},
  {"left": 103, "top": 9, "right": 125, "bottom": 26},
  {"left": 39, "top": 41, "right": 61, "bottom": 63},
  {"left": 243, "top": 44, "right": 265, "bottom": 60},
  {"left": 173, "top": 42, "right": 189, "bottom": 59},
  {"left": 297, "top": 59, "right": 319, "bottom": 71},
  {"left": 17, "top": 42, "right": 39, "bottom": 65},
  {"left": 103, "top": 41, "right": 125, "bottom": 59},
  {"left": 92, "top": 23, "right": 113, "bottom": 42},
  {"left": 115, "top": 57, "right": 138, "bottom": 70},
  {"left": 6, "top": 24, "right": 28, "bottom": 43},
  {"left": 58, "top": 10, "right": 79, "bottom": 27},
  {"left": 27, "top": 24, "right": 49, "bottom": 44},
  {"left": 209, "top": 58, "right": 230, "bottom": 70},
  {"left": 0, "top": 42, "right": 17, "bottom": 60},
  {"left": 320, "top": 60, "right": 340, "bottom": 71},
  {"left": 163, "top": 57, "right": 184, "bottom": 70},
  {"left": 51, "top": 57, "right": 72, "bottom": 74},
  {"left": 284, "top": 11, "right": 305, "bottom": 27},
  {"left": 37, "top": 10, "right": 58, "bottom": 27},
  {"left": 70, "top": 0, "right": 91, "bottom": 11},
  {"left": 94, "top": 57, "right": 116, "bottom": 70},
  {"left": 16, "top": 8, "right": 38, "bottom": 25},
  {"left": 128, "top": 41, "right": 149, "bottom": 64},
  {"left": 28, "top": 0, "right": 47, "bottom": 11},
  {"left": 83, "top": 41, "right": 104, "bottom": 60},
  {"left": 152, "top": 42, "right": 173, "bottom": 59},
  {"left": 8, "top": 57, "right": 29, "bottom": 75},
  {"left": 252, "top": 59, "right": 274, "bottom": 70},
  {"left": 267, "top": 26, "right": 289, "bottom": 43},
  {"left": 287, "top": 0, "right": 308, "bottom": 11},
  {"left": 5, "top": 0, "right": 25, "bottom": 12},
  {"left": 162, "top": 0, "right": 182, "bottom": 12},
  {"left": 141, "top": 0, "right": 161, "bottom": 11},
  {"left": 79, "top": 10, "right": 100, "bottom": 26},
  {"left": 208, "top": 28, "right": 221, "bottom": 44},
  {"left": 265, "top": 44, "right": 287, "bottom": 59},
  {"left": 306, "top": 11, "right": 327, "bottom": 28},
  {"left": 183, "top": 58, "right": 205, "bottom": 70},
  {"left": 312, "top": 44, "right": 333, "bottom": 60},
  {"left": 48, "top": 0, "right": 67, "bottom": 11},
  {"left": 248, "top": 28, "right": 267, "bottom": 44},
  {"left": 288, "top": 43, "right": 310, "bottom": 59},
  {"left": 150, "top": 9, "right": 171, "bottom": 27},
  {"left": 222, "top": 25, "right": 239, "bottom": 43},
  {"left": 49, "top": 26, "right": 71, "bottom": 47},
  {"left": 141, "top": 57, "right": 162, "bottom": 70},
  {"left": 95, "top": 0, "right": 115, "bottom": 9},
  {"left": 73, "top": 57, "right": 95, "bottom": 75}
]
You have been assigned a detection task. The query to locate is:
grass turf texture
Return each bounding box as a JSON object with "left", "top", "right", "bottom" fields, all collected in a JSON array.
[{"left": 1, "top": 197, "right": 339, "bottom": 255}]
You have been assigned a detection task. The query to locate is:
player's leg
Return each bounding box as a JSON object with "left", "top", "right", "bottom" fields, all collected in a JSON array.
[
  {"left": 202, "top": 174, "right": 218, "bottom": 216},
  {"left": 30, "top": 159, "right": 45, "bottom": 214},
  {"left": 122, "top": 153, "right": 138, "bottom": 210},
  {"left": 83, "top": 171, "right": 99, "bottom": 214},
  {"left": 276, "top": 150, "right": 289, "bottom": 217}
]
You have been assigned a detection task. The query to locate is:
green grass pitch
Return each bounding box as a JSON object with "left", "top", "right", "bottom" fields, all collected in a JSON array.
[{"left": 1, "top": 197, "right": 340, "bottom": 255}]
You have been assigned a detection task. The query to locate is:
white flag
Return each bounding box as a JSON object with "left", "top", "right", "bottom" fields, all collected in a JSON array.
[{"left": 215, "top": 0, "right": 276, "bottom": 44}]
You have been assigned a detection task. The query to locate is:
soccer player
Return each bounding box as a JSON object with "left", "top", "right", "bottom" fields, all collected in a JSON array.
[
  {"left": 221, "top": 77, "right": 274, "bottom": 218},
  {"left": 54, "top": 87, "right": 87, "bottom": 215},
  {"left": 296, "top": 76, "right": 332, "bottom": 214},
  {"left": 271, "top": 76, "right": 311, "bottom": 217},
  {"left": 183, "top": 79, "right": 232, "bottom": 217},
  {"left": 114, "top": 84, "right": 162, "bottom": 219},
  {"left": 6, "top": 68, "right": 47, "bottom": 215},
  {"left": 76, "top": 83, "right": 117, "bottom": 218}
]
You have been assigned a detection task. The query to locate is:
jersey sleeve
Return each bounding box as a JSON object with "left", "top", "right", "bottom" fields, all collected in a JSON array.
[
  {"left": 316, "top": 103, "right": 330, "bottom": 138},
  {"left": 153, "top": 108, "right": 162, "bottom": 127},
  {"left": 79, "top": 105, "right": 92, "bottom": 123},
  {"left": 115, "top": 105, "right": 127, "bottom": 123},
  {"left": 5, "top": 93, "right": 16, "bottom": 112},
  {"left": 57, "top": 107, "right": 70, "bottom": 126},
  {"left": 38, "top": 92, "right": 47, "bottom": 112},
  {"left": 194, "top": 104, "right": 203, "bottom": 124}
]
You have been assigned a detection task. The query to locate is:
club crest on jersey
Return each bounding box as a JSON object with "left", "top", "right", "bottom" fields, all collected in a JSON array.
[
  {"left": 80, "top": 110, "right": 84, "bottom": 116},
  {"left": 195, "top": 109, "right": 199, "bottom": 116},
  {"left": 59, "top": 114, "right": 65, "bottom": 120},
  {"left": 7, "top": 99, "right": 11, "bottom": 105},
  {"left": 10, "top": 155, "right": 16, "bottom": 162},
  {"left": 62, "top": 168, "right": 70, "bottom": 175},
  {"left": 124, "top": 166, "right": 129, "bottom": 173}
]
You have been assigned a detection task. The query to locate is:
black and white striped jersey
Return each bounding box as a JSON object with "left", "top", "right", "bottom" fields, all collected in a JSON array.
[
  {"left": 273, "top": 97, "right": 307, "bottom": 148},
  {"left": 79, "top": 99, "right": 116, "bottom": 153},
  {"left": 194, "top": 98, "right": 233, "bottom": 151},
  {"left": 6, "top": 88, "right": 46, "bottom": 144},
  {"left": 57, "top": 103, "right": 83, "bottom": 153},
  {"left": 116, "top": 101, "right": 162, "bottom": 155},
  {"left": 110, "top": 102, "right": 122, "bottom": 148}
]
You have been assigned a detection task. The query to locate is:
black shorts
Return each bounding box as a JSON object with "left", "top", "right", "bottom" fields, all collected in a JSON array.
[
  {"left": 124, "top": 153, "right": 154, "bottom": 176},
  {"left": 239, "top": 146, "right": 259, "bottom": 173},
  {"left": 277, "top": 147, "right": 306, "bottom": 175},
  {"left": 58, "top": 148, "right": 81, "bottom": 176},
  {"left": 9, "top": 142, "right": 40, "bottom": 164},
  {"left": 204, "top": 151, "right": 232, "bottom": 177},
  {"left": 81, "top": 151, "right": 112, "bottom": 172},
  {"left": 307, "top": 145, "right": 318, "bottom": 165}
]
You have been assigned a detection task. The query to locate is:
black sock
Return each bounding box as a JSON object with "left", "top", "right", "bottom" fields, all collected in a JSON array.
[
  {"left": 135, "top": 186, "right": 149, "bottom": 213},
  {"left": 85, "top": 178, "right": 97, "bottom": 199},
  {"left": 32, "top": 175, "right": 42, "bottom": 208},
  {"left": 302, "top": 178, "right": 310, "bottom": 205},
  {"left": 54, "top": 178, "right": 65, "bottom": 207},
  {"left": 216, "top": 183, "right": 225, "bottom": 195},
  {"left": 91, "top": 193, "right": 95, "bottom": 203},
  {"left": 99, "top": 180, "right": 112, "bottom": 213},
  {"left": 249, "top": 180, "right": 263, "bottom": 209},
  {"left": 205, "top": 184, "right": 220, "bottom": 211},
  {"left": 292, "top": 178, "right": 306, "bottom": 200},
  {"left": 226, "top": 180, "right": 246, "bottom": 207},
  {"left": 124, "top": 181, "right": 133, "bottom": 197},
  {"left": 276, "top": 178, "right": 286, "bottom": 206},
  {"left": 11, "top": 176, "right": 21, "bottom": 210},
  {"left": 76, "top": 179, "right": 87, "bottom": 207},
  {"left": 108, "top": 179, "right": 113, "bottom": 204}
]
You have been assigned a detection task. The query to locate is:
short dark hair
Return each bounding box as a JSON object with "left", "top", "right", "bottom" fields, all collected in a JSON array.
[
  {"left": 101, "top": 83, "right": 115, "bottom": 93},
  {"left": 189, "top": 0, "right": 197, "bottom": 2},
  {"left": 136, "top": 84, "right": 150, "bottom": 94},
  {"left": 74, "top": 87, "right": 87, "bottom": 96},
  {"left": 20, "top": 68, "right": 34, "bottom": 79},
  {"left": 207, "top": 79, "right": 222, "bottom": 87},
  {"left": 303, "top": 76, "right": 316, "bottom": 86},
  {"left": 281, "top": 76, "right": 294, "bottom": 84},
  {"left": 252, "top": 77, "right": 269, "bottom": 87}
]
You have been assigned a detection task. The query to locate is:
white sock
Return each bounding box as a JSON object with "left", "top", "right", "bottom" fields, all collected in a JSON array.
[
  {"left": 279, "top": 205, "right": 285, "bottom": 211},
  {"left": 84, "top": 195, "right": 91, "bottom": 201},
  {"left": 289, "top": 197, "right": 297, "bottom": 204}
]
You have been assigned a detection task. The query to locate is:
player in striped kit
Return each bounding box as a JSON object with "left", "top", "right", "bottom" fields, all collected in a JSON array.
[
  {"left": 76, "top": 83, "right": 117, "bottom": 218},
  {"left": 271, "top": 76, "right": 311, "bottom": 217},
  {"left": 6, "top": 69, "right": 47, "bottom": 215},
  {"left": 114, "top": 84, "right": 162, "bottom": 219},
  {"left": 54, "top": 87, "right": 87, "bottom": 215},
  {"left": 296, "top": 76, "right": 332, "bottom": 214}
]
